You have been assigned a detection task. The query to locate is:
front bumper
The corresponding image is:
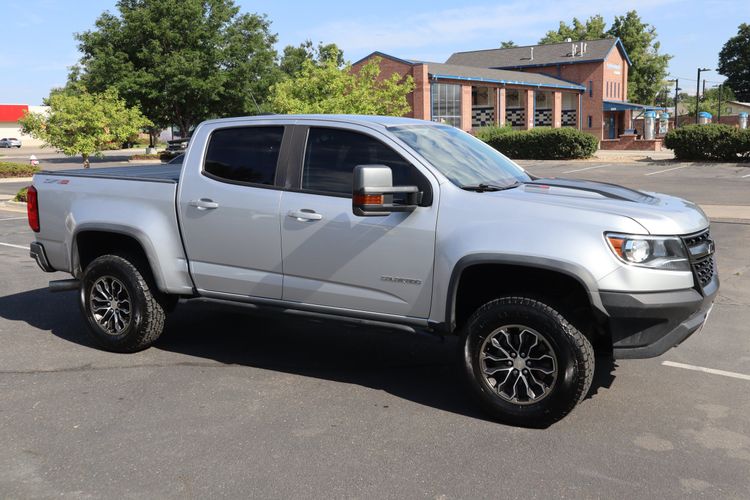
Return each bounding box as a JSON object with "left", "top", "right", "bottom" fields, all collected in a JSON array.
[
  {"left": 30, "top": 242, "right": 55, "bottom": 273},
  {"left": 601, "top": 276, "right": 718, "bottom": 359}
]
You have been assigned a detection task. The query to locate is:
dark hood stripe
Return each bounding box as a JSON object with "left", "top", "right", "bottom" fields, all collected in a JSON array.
[{"left": 527, "top": 178, "right": 658, "bottom": 204}]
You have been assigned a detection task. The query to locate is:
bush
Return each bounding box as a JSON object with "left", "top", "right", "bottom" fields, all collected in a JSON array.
[
  {"left": 474, "top": 125, "right": 514, "bottom": 142},
  {"left": 14, "top": 186, "right": 29, "bottom": 202},
  {"left": 482, "top": 127, "right": 599, "bottom": 159},
  {"left": 664, "top": 124, "right": 750, "bottom": 161},
  {"left": 0, "top": 161, "right": 40, "bottom": 178},
  {"left": 129, "top": 154, "right": 162, "bottom": 160}
]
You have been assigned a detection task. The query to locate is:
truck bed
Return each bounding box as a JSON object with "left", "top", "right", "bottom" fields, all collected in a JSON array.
[{"left": 41, "top": 164, "right": 182, "bottom": 183}]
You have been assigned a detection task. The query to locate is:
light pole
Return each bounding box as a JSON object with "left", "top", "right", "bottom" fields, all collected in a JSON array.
[
  {"left": 669, "top": 79, "right": 681, "bottom": 128},
  {"left": 695, "top": 67, "right": 711, "bottom": 124}
]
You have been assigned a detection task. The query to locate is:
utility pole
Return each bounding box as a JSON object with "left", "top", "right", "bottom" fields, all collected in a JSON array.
[
  {"left": 673, "top": 79, "right": 680, "bottom": 128},
  {"left": 717, "top": 84, "right": 723, "bottom": 121},
  {"left": 695, "top": 67, "right": 711, "bottom": 124}
]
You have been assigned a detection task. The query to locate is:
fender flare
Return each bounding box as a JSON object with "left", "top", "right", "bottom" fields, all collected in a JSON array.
[
  {"left": 443, "top": 253, "right": 606, "bottom": 332},
  {"left": 71, "top": 223, "right": 167, "bottom": 292}
]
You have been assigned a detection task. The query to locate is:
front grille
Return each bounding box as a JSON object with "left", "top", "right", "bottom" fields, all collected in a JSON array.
[
  {"left": 692, "top": 255, "right": 715, "bottom": 288},
  {"left": 682, "top": 229, "right": 715, "bottom": 291}
]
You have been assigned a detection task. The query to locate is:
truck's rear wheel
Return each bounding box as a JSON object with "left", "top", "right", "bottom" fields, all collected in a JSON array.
[
  {"left": 80, "top": 254, "right": 166, "bottom": 352},
  {"left": 462, "top": 297, "right": 594, "bottom": 427}
]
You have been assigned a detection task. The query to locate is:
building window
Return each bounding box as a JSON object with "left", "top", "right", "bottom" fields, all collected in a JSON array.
[
  {"left": 535, "top": 91, "right": 552, "bottom": 110},
  {"left": 587, "top": 115, "right": 592, "bottom": 128},
  {"left": 589, "top": 81, "right": 593, "bottom": 98},
  {"left": 472, "top": 86, "right": 492, "bottom": 107},
  {"left": 432, "top": 83, "right": 461, "bottom": 128},
  {"left": 562, "top": 93, "right": 577, "bottom": 110},
  {"left": 506, "top": 89, "right": 521, "bottom": 108}
]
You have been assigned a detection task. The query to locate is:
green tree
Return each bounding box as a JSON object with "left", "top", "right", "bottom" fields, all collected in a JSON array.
[
  {"left": 718, "top": 23, "right": 750, "bottom": 101},
  {"left": 539, "top": 15, "right": 608, "bottom": 44},
  {"left": 269, "top": 56, "right": 414, "bottom": 116},
  {"left": 683, "top": 85, "right": 737, "bottom": 118},
  {"left": 19, "top": 88, "right": 151, "bottom": 167},
  {"left": 608, "top": 11, "right": 672, "bottom": 104},
  {"left": 70, "top": 0, "right": 279, "bottom": 145},
  {"left": 279, "top": 40, "right": 344, "bottom": 77},
  {"left": 500, "top": 40, "right": 517, "bottom": 48}
]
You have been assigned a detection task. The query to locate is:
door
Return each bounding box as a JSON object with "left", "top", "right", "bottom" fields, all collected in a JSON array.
[
  {"left": 608, "top": 115, "right": 616, "bottom": 139},
  {"left": 279, "top": 126, "right": 438, "bottom": 318},
  {"left": 178, "top": 125, "right": 286, "bottom": 299}
]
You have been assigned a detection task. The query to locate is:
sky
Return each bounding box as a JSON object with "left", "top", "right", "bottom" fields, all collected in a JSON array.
[{"left": 2, "top": 0, "right": 749, "bottom": 104}]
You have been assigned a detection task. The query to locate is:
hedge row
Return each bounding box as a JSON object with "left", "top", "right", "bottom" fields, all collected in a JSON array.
[
  {"left": 0, "top": 161, "right": 40, "bottom": 178},
  {"left": 479, "top": 127, "right": 599, "bottom": 159},
  {"left": 663, "top": 124, "right": 750, "bottom": 161}
]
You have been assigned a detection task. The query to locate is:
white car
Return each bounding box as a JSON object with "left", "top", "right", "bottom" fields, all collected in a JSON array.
[{"left": 0, "top": 137, "right": 22, "bottom": 148}]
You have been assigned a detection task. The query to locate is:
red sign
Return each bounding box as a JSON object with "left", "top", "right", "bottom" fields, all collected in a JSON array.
[{"left": 0, "top": 104, "right": 29, "bottom": 122}]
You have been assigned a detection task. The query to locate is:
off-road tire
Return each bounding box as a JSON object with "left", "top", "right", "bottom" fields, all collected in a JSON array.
[
  {"left": 462, "top": 296, "right": 594, "bottom": 427},
  {"left": 80, "top": 254, "right": 166, "bottom": 352}
]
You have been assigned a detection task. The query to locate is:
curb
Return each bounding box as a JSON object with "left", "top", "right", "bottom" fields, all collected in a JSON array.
[
  {"left": 0, "top": 200, "right": 27, "bottom": 213},
  {"left": 0, "top": 177, "right": 34, "bottom": 184}
]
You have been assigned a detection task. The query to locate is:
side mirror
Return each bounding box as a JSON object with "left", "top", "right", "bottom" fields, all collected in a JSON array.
[{"left": 352, "top": 165, "right": 420, "bottom": 217}]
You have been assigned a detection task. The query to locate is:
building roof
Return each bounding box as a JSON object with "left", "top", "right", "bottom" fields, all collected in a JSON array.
[
  {"left": 353, "top": 52, "right": 585, "bottom": 91},
  {"left": 446, "top": 38, "right": 631, "bottom": 69},
  {"left": 425, "top": 62, "right": 585, "bottom": 90},
  {"left": 603, "top": 100, "right": 665, "bottom": 112}
]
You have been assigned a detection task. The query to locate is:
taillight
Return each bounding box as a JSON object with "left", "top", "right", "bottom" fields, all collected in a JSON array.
[{"left": 27, "top": 185, "right": 39, "bottom": 232}]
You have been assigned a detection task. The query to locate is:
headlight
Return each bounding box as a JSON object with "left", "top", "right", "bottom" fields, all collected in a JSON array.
[{"left": 605, "top": 233, "right": 690, "bottom": 271}]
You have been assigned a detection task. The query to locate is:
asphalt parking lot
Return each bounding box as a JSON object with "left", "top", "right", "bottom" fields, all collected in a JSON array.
[{"left": 1, "top": 159, "right": 749, "bottom": 498}]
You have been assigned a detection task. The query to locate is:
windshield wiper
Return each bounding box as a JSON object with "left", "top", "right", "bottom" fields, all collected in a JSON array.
[{"left": 460, "top": 181, "right": 522, "bottom": 192}]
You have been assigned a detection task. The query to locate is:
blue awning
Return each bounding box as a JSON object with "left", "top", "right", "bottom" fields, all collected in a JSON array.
[{"left": 603, "top": 100, "right": 664, "bottom": 112}]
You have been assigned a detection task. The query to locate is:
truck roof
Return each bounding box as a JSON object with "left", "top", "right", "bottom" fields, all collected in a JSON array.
[{"left": 200, "top": 114, "right": 433, "bottom": 128}]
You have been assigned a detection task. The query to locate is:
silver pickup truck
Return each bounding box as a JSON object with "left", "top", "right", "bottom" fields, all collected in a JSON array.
[{"left": 27, "top": 115, "right": 718, "bottom": 425}]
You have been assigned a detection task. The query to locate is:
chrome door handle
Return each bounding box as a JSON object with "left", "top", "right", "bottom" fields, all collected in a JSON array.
[
  {"left": 189, "top": 198, "right": 219, "bottom": 210},
  {"left": 287, "top": 209, "right": 323, "bottom": 221}
]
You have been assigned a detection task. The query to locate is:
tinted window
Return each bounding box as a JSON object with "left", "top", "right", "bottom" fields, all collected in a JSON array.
[
  {"left": 204, "top": 126, "right": 283, "bottom": 185},
  {"left": 303, "top": 128, "right": 427, "bottom": 198}
]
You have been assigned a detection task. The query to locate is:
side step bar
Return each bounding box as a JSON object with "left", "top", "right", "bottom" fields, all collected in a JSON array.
[{"left": 49, "top": 279, "right": 80, "bottom": 292}]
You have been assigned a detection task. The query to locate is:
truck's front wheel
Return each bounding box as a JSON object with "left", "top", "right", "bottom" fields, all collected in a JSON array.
[
  {"left": 462, "top": 297, "right": 594, "bottom": 427},
  {"left": 80, "top": 255, "right": 166, "bottom": 352}
]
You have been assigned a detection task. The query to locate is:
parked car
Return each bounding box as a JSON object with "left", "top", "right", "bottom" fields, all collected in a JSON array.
[
  {"left": 160, "top": 137, "right": 189, "bottom": 160},
  {"left": 0, "top": 137, "right": 21, "bottom": 148},
  {"left": 26, "top": 115, "right": 718, "bottom": 426}
]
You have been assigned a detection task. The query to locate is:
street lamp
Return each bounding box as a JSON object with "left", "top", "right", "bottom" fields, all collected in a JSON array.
[{"left": 695, "top": 68, "right": 711, "bottom": 124}]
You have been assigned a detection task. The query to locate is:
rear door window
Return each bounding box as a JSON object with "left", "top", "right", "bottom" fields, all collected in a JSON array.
[{"left": 204, "top": 126, "right": 284, "bottom": 185}]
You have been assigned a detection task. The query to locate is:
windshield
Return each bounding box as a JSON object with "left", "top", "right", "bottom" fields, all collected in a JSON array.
[{"left": 389, "top": 124, "right": 530, "bottom": 188}]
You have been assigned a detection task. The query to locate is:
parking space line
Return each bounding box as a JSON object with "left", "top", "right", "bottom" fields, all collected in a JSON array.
[
  {"left": 562, "top": 164, "right": 611, "bottom": 174},
  {"left": 644, "top": 165, "right": 691, "bottom": 176},
  {"left": 741, "top": 173, "right": 750, "bottom": 178},
  {"left": 0, "top": 242, "right": 29, "bottom": 250},
  {"left": 662, "top": 361, "right": 750, "bottom": 381},
  {"left": 0, "top": 217, "right": 27, "bottom": 221}
]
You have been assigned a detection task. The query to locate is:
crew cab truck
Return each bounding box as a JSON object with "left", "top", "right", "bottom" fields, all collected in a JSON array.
[{"left": 27, "top": 115, "right": 718, "bottom": 426}]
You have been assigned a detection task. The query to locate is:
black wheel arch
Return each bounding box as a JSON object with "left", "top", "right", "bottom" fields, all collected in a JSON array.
[
  {"left": 73, "top": 227, "right": 164, "bottom": 292},
  {"left": 444, "top": 254, "right": 608, "bottom": 336}
]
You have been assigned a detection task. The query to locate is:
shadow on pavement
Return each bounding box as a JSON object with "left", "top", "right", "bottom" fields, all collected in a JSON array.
[{"left": 0, "top": 288, "right": 617, "bottom": 426}]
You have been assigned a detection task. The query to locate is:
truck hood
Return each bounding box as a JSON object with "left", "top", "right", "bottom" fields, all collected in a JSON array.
[{"left": 497, "top": 178, "right": 709, "bottom": 235}]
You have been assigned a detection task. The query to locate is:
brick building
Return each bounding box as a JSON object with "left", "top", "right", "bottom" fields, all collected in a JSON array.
[{"left": 354, "top": 38, "right": 660, "bottom": 142}]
